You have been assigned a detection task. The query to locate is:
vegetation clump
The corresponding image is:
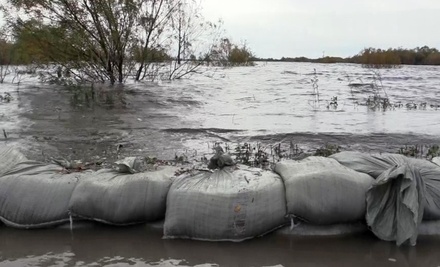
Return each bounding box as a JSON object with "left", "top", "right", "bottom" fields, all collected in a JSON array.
[
  {"left": 0, "top": 92, "right": 12, "bottom": 103},
  {"left": 205, "top": 142, "right": 343, "bottom": 170},
  {"left": 398, "top": 145, "right": 440, "bottom": 159},
  {"left": 314, "top": 144, "right": 341, "bottom": 157}
]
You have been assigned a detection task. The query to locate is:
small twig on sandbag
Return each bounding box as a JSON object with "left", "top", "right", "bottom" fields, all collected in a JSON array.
[{"left": 51, "top": 158, "right": 85, "bottom": 172}]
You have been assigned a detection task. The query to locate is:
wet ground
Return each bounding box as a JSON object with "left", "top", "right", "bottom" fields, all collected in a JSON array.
[{"left": 1, "top": 62, "right": 440, "bottom": 266}]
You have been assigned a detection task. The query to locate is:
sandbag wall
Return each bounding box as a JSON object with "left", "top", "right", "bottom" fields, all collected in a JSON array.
[{"left": 1, "top": 145, "right": 440, "bottom": 246}]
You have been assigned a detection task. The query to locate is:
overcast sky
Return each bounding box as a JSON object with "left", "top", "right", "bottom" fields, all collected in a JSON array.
[{"left": 201, "top": 0, "right": 440, "bottom": 58}]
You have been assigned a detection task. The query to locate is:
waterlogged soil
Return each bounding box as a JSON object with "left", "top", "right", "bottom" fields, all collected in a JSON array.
[{"left": 1, "top": 62, "right": 440, "bottom": 266}]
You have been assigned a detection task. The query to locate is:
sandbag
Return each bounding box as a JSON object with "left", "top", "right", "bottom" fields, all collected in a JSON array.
[
  {"left": 433, "top": 157, "right": 440, "bottom": 166},
  {"left": 366, "top": 163, "right": 425, "bottom": 245},
  {"left": 0, "top": 146, "right": 27, "bottom": 177},
  {"left": 164, "top": 165, "right": 287, "bottom": 241},
  {"left": 69, "top": 166, "right": 178, "bottom": 225},
  {"left": 330, "top": 151, "right": 440, "bottom": 245},
  {"left": 329, "top": 151, "right": 398, "bottom": 178},
  {"left": 0, "top": 161, "right": 84, "bottom": 228},
  {"left": 330, "top": 152, "right": 440, "bottom": 220},
  {"left": 274, "top": 157, "right": 374, "bottom": 225}
]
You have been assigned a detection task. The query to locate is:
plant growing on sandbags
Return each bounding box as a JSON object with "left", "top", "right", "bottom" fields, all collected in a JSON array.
[
  {"left": 314, "top": 144, "right": 340, "bottom": 157},
  {"left": 397, "top": 144, "right": 440, "bottom": 159}
]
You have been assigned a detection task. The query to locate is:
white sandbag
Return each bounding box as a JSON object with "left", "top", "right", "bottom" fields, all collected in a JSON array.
[
  {"left": 331, "top": 151, "right": 440, "bottom": 245},
  {"left": 164, "top": 165, "right": 287, "bottom": 241},
  {"left": 69, "top": 166, "right": 178, "bottom": 225},
  {"left": 0, "top": 161, "right": 84, "bottom": 228},
  {"left": 274, "top": 157, "right": 374, "bottom": 225},
  {"left": 433, "top": 157, "right": 440, "bottom": 166},
  {"left": 0, "top": 146, "right": 27, "bottom": 177},
  {"left": 366, "top": 163, "right": 425, "bottom": 246}
]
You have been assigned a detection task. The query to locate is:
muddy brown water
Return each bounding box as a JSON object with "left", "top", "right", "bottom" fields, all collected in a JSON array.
[
  {"left": 0, "top": 224, "right": 440, "bottom": 266},
  {"left": 1, "top": 62, "right": 440, "bottom": 266},
  {"left": 1, "top": 222, "right": 440, "bottom": 267}
]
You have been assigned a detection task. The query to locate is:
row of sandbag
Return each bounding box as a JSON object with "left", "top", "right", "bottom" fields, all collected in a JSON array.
[
  {"left": 1, "top": 145, "right": 440, "bottom": 246},
  {"left": 164, "top": 156, "right": 374, "bottom": 241},
  {"left": 0, "top": 146, "right": 179, "bottom": 228},
  {"left": 0, "top": 146, "right": 362, "bottom": 237},
  {"left": 164, "top": 153, "right": 440, "bottom": 245}
]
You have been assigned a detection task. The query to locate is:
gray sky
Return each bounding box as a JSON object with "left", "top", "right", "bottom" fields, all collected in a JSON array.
[{"left": 201, "top": 0, "right": 440, "bottom": 58}]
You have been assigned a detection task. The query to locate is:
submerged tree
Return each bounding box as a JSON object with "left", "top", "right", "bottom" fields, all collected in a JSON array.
[
  {"left": 209, "top": 38, "right": 254, "bottom": 66},
  {"left": 166, "top": 1, "right": 223, "bottom": 79},
  {"left": 2, "top": 0, "right": 142, "bottom": 84},
  {"left": 0, "top": 0, "right": 229, "bottom": 85},
  {"left": 0, "top": 29, "right": 13, "bottom": 83}
]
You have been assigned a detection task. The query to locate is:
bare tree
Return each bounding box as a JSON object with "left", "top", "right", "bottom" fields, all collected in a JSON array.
[
  {"left": 166, "top": 1, "right": 223, "bottom": 80},
  {"left": 133, "top": 0, "right": 178, "bottom": 81},
  {"left": 2, "top": 0, "right": 139, "bottom": 85}
]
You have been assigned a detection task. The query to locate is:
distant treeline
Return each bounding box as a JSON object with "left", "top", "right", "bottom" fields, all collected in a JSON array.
[{"left": 254, "top": 46, "right": 440, "bottom": 67}]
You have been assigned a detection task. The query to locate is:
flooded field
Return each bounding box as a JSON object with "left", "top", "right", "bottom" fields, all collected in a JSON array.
[
  {"left": 1, "top": 62, "right": 440, "bottom": 266},
  {"left": 2, "top": 62, "right": 440, "bottom": 162}
]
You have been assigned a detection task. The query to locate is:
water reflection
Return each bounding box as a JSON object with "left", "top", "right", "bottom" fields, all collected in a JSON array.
[
  {"left": 1, "top": 223, "right": 440, "bottom": 267},
  {"left": 68, "top": 84, "right": 128, "bottom": 110}
]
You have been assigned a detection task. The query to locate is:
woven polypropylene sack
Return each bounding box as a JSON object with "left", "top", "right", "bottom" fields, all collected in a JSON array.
[
  {"left": 164, "top": 165, "right": 287, "bottom": 241},
  {"left": 69, "top": 166, "right": 178, "bottom": 225},
  {"left": 0, "top": 146, "right": 27, "bottom": 177},
  {"left": 274, "top": 157, "right": 374, "bottom": 225},
  {"left": 432, "top": 157, "right": 440, "bottom": 166},
  {"left": 331, "top": 152, "right": 440, "bottom": 245},
  {"left": 0, "top": 161, "right": 84, "bottom": 228}
]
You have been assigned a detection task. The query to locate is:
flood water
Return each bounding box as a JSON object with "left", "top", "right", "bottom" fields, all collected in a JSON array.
[
  {"left": 2, "top": 62, "right": 440, "bottom": 162},
  {"left": 1, "top": 221, "right": 440, "bottom": 267},
  {"left": 1, "top": 62, "right": 440, "bottom": 266}
]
